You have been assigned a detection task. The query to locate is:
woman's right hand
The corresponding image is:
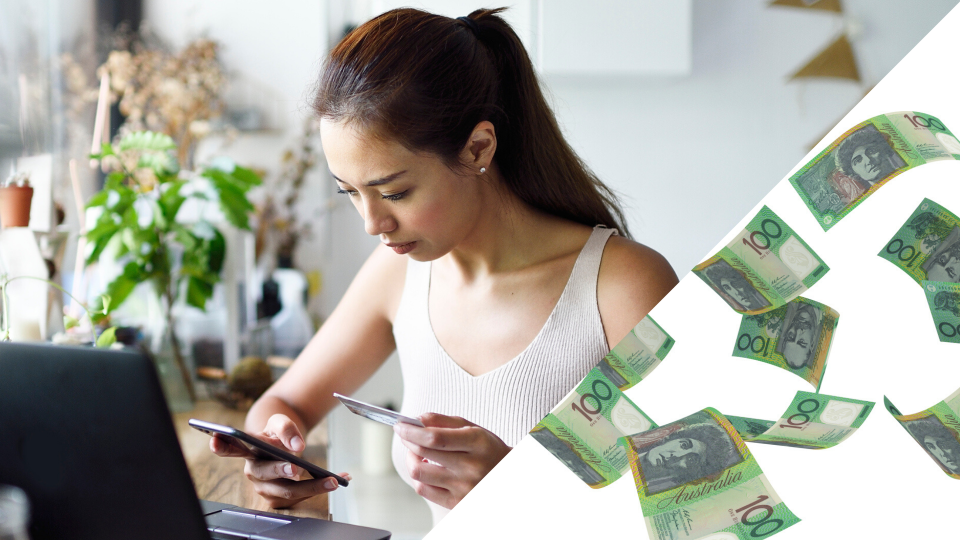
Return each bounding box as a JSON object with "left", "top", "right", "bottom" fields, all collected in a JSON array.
[{"left": 208, "top": 413, "right": 350, "bottom": 508}]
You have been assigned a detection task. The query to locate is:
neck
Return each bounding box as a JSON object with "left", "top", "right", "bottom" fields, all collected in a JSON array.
[{"left": 437, "top": 167, "right": 582, "bottom": 281}]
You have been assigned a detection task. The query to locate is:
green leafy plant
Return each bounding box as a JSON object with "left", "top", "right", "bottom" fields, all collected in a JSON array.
[
  {"left": 0, "top": 275, "right": 116, "bottom": 347},
  {"left": 87, "top": 131, "right": 261, "bottom": 399}
]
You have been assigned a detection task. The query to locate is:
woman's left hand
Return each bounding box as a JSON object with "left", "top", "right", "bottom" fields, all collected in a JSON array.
[{"left": 394, "top": 412, "right": 511, "bottom": 509}]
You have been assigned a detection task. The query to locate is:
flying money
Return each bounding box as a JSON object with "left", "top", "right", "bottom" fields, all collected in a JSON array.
[
  {"left": 790, "top": 112, "right": 960, "bottom": 231},
  {"left": 693, "top": 206, "right": 829, "bottom": 315},
  {"left": 922, "top": 280, "right": 960, "bottom": 343},
  {"left": 885, "top": 388, "right": 960, "bottom": 479},
  {"left": 598, "top": 315, "right": 674, "bottom": 391},
  {"left": 878, "top": 199, "right": 960, "bottom": 286},
  {"left": 621, "top": 409, "right": 801, "bottom": 540},
  {"left": 732, "top": 297, "right": 839, "bottom": 390},
  {"left": 530, "top": 365, "right": 656, "bottom": 488},
  {"left": 727, "top": 391, "right": 874, "bottom": 449}
]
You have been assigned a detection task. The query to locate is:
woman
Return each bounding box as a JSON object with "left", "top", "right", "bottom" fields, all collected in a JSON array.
[{"left": 210, "top": 8, "right": 677, "bottom": 523}]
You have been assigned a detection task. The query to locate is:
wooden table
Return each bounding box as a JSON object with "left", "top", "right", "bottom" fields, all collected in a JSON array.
[{"left": 173, "top": 400, "right": 331, "bottom": 520}]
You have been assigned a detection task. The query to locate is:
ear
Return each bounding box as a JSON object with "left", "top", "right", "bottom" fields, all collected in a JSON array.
[{"left": 459, "top": 121, "right": 496, "bottom": 171}]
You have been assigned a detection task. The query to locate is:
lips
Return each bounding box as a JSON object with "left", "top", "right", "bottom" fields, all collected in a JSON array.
[{"left": 385, "top": 241, "right": 416, "bottom": 255}]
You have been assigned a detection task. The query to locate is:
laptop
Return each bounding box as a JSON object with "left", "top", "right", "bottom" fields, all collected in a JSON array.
[{"left": 0, "top": 341, "right": 391, "bottom": 540}]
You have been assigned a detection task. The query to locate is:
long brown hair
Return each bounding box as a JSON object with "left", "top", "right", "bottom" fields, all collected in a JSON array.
[{"left": 313, "top": 8, "right": 631, "bottom": 237}]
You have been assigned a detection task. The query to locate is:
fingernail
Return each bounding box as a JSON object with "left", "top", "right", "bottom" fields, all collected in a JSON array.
[
  {"left": 291, "top": 436, "right": 304, "bottom": 450},
  {"left": 283, "top": 464, "right": 294, "bottom": 477},
  {"left": 325, "top": 478, "right": 338, "bottom": 490}
]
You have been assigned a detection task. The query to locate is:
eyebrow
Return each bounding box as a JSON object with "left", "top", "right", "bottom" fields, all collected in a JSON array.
[{"left": 331, "top": 170, "right": 407, "bottom": 187}]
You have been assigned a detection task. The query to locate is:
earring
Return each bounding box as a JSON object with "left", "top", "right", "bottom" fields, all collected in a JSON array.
[{"left": 479, "top": 167, "right": 486, "bottom": 174}]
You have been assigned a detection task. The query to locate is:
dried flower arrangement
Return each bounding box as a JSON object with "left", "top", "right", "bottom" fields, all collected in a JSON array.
[{"left": 254, "top": 119, "right": 320, "bottom": 268}]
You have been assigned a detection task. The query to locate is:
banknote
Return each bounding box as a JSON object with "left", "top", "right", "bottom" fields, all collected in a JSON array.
[
  {"left": 726, "top": 391, "right": 874, "bottom": 449},
  {"left": 922, "top": 280, "right": 960, "bottom": 343},
  {"left": 878, "top": 199, "right": 960, "bottom": 286},
  {"left": 885, "top": 388, "right": 960, "bottom": 479},
  {"left": 620, "top": 409, "right": 800, "bottom": 540},
  {"left": 790, "top": 112, "right": 960, "bottom": 231},
  {"left": 530, "top": 365, "right": 657, "bottom": 488},
  {"left": 693, "top": 206, "right": 829, "bottom": 315},
  {"left": 731, "top": 297, "right": 838, "bottom": 391},
  {"left": 598, "top": 315, "right": 674, "bottom": 391}
]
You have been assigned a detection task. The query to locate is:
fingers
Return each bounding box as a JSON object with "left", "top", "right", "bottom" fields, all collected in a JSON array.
[
  {"left": 209, "top": 433, "right": 253, "bottom": 458},
  {"left": 263, "top": 414, "right": 305, "bottom": 453},
  {"left": 249, "top": 476, "right": 343, "bottom": 508},
  {"left": 404, "top": 451, "right": 461, "bottom": 509},
  {"left": 419, "top": 412, "right": 475, "bottom": 429},
  {"left": 394, "top": 422, "right": 481, "bottom": 453},
  {"left": 246, "top": 458, "right": 305, "bottom": 482}
]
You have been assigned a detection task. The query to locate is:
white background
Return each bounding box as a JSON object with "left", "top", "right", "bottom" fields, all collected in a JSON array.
[{"left": 428, "top": 4, "right": 960, "bottom": 539}]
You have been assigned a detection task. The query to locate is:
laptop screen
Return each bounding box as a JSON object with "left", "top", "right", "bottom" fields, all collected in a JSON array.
[{"left": 0, "top": 342, "right": 211, "bottom": 540}]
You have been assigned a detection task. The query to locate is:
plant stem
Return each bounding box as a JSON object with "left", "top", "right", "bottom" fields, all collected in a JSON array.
[{"left": 162, "top": 276, "right": 196, "bottom": 402}]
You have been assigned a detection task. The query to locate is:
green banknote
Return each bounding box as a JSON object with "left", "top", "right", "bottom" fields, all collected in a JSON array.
[
  {"left": 922, "top": 280, "right": 960, "bottom": 343},
  {"left": 727, "top": 391, "right": 874, "bottom": 449},
  {"left": 693, "top": 206, "right": 829, "bottom": 315},
  {"left": 530, "top": 364, "right": 657, "bottom": 488},
  {"left": 878, "top": 199, "right": 960, "bottom": 285},
  {"left": 597, "top": 315, "right": 674, "bottom": 391},
  {"left": 885, "top": 388, "right": 960, "bottom": 479},
  {"left": 790, "top": 112, "right": 960, "bottom": 231},
  {"left": 731, "top": 297, "right": 839, "bottom": 391},
  {"left": 621, "top": 409, "right": 800, "bottom": 540}
]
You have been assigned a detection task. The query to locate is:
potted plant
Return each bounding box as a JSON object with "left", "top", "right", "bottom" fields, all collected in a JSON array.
[
  {"left": 0, "top": 172, "right": 34, "bottom": 228},
  {"left": 86, "top": 130, "right": 260, "bottom": 402}
]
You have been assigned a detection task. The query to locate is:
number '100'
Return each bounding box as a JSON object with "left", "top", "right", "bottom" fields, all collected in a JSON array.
[{"left": 571, "top": 379, "right": 613, "bottom": 421}]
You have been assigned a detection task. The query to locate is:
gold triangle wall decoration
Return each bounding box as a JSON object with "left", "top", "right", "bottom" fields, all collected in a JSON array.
[
  {"left": 769, "top": 0, "right": 843, "bottom": 13},
  {"left": 790, "top": 34, "right": 860, "bottom": 81}
]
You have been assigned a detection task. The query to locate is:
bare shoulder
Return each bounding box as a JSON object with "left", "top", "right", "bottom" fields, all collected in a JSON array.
[
  {"left": 597, "top": 235, "right": 679, "bottom": 348},
  {"left": 354, "top": 243, "right": 408, "bottom": 320}
]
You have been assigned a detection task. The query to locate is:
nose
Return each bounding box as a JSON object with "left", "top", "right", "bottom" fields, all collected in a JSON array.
[{"left": 361, "top": 197, "right": 397, "bottom": 236}]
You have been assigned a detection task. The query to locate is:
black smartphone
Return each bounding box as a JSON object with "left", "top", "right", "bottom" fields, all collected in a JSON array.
[{"left": 188, "top": 418, "right": 349, "bottom": 487}]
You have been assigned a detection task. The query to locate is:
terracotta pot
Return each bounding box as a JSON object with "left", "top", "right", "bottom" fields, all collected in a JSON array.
[{"left": 0, "top": 185, "right": 33, "bottom": 228}]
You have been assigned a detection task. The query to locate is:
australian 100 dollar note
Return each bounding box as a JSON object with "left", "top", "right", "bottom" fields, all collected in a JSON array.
[
  {"left": 790, "top": 112, "right": 960, "bottom": 231},
  {"left": 921, "top": 280, "right": 960, "bottom": 344},
  {"left": 879, "top": 199, "right": 960, "bottom": 286},
  {"left": 530, "top": 364, "right": 657, "bottom": 488},
  {"left": 727, "top": 391, "right": 874, "bottom": 449},
  {"left": 620, "top": 409, "right": 800, "bottom": 540},
  {"left": 693, "top": 206, "right": 829, "bottom": 315},
  {"left": 596, "top": 315, "right": 674, "bottom": 392},
  {"left": 885, "top": 388, "right": 960, "bottom": 479},
  {"left": 731, "top": 297, "right": 838, "bottom": 391}
]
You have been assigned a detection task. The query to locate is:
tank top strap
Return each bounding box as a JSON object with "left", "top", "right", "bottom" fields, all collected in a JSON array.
[{"left": 560, "top": 225, "right": 618, "bottom": 308}]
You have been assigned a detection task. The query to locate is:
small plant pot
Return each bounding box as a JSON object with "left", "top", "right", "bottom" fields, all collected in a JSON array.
[{"left": 0, "top": 186, "right": 33, "bottom": 228}]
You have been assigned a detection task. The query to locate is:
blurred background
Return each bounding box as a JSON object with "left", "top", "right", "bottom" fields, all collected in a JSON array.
[{"left": 1, "top": 1, "right": 957, "bottom": 538}]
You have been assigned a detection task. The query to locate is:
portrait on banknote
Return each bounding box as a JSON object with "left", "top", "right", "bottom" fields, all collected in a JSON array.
[
  {"left": 702, "top": 259, "right": 771, "bottom": 312},
  {"left": 904, "top": 415, "right": 960, "bottom": 475},
  {"left": 796, "top": 124, "right": 907, "bottom": 215},
  {"left": 922, "top": 225, "right": 960, "bottom": 282},
  {"left": 628, "top": 411, "right": 743, "bottom": 495},
  {"left": 529, "top": 427, "right": 606, "bottom": 486},
  {"left": 774, "top": 301, "right": 823, "bottom": 370}
]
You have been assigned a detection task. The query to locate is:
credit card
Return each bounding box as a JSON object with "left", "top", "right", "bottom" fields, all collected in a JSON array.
[{"left": 334, "top": 393, "right": 425, "bottom": 427}]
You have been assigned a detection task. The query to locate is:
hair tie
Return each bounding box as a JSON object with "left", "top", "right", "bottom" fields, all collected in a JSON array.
[{"left": 457, "top": 16, "right": 481, "bottom": 38}]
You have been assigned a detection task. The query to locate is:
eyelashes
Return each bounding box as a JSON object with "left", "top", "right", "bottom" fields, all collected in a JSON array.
[{"left": 336, "top": 188, "right": 408, "bottom": 202}]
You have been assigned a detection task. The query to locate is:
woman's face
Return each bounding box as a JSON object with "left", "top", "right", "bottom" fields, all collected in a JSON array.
[
  {"left": 320, "top": 119, "right": 482, "bottom": 261},
  {"left": 720, "top": 278, "right": 750, "bottom": 308},
  {"left": 924, "top": 435, "right": 959, "bottom": 472},
  {"left": 645, "top": 438, "right": 706, "bottom": 471},
  {"left": 927, "top": 245, "right": 960, "bottom": 282},
  {"left": 850, "top": 144, "right": 882, "bottom": 182}
]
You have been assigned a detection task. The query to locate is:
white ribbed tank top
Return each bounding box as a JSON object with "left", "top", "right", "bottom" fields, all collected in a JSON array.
[{"left": 390, "top": 226, "right": 616, "bottom": 524}]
